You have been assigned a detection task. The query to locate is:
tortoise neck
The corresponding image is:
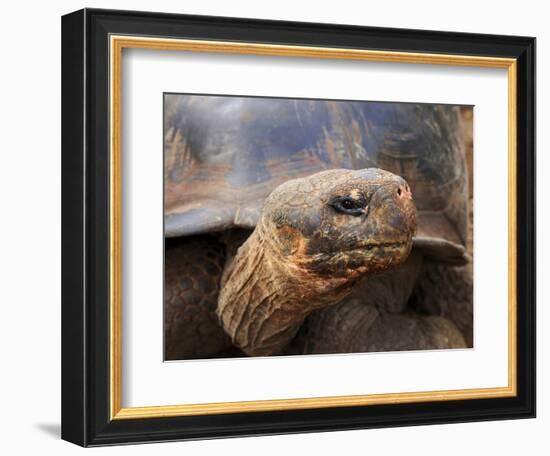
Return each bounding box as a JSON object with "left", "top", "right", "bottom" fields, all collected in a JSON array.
[{"left": 217, "top": 223, "right": 354, "bottom": 356}]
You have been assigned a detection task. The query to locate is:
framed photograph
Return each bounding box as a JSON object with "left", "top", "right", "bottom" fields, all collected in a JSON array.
[{"left": 61, "top": 8, "right": 535, "bottom": 446}]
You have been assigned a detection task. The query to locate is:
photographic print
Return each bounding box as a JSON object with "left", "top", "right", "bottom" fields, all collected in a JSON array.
[{"left": 163, "top": 95, "right": 474, "bottom": 361}]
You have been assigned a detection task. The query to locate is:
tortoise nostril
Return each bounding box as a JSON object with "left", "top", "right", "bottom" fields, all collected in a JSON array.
[{"left": 396, "top": 183, "right": 411, "bottom": 199}]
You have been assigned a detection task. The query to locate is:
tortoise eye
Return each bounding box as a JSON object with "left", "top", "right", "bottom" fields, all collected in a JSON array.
[{"left": 330, "top": 196, "right": 367, "bottom": 216}]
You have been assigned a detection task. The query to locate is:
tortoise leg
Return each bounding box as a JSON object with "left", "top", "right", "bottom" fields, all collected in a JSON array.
[
  {"left": 289, "top": 252, "right": 467, "bottom": 354},
  {"left": 290, "top": 299, "right": 466, "bottom": 355},
  {"left": 288, "top": 299, "right": 466, "bottom": 354},
  {"left": 164, "top": 236, "right": 236, "bottom": 360},
  {"left": 349, "top": 308, "right": 466, "bottom": 352},
  {"left": 411, "top": 260, "right": 473, "bottom": 347}
]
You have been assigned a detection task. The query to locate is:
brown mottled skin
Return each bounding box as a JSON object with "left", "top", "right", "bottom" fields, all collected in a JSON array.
[
  {"left": 291, "top": 302, "right": 465, "bottom": 354},
  {"left": 165, "top": 234, "right": 470, "bottom": 359},
  {"left": 288, "top": 252, "right": 467, "bottom": 355},
  {"left": 217, "top": 168, "right": 417, "bottom": 356}
]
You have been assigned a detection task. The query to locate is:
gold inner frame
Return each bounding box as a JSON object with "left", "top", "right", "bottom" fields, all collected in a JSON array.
[{"left": 109, "top": 35, "right": 518, "bottom": 420}]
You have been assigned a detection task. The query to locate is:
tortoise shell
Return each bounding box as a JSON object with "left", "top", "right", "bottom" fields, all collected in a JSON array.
[{"left": 164, "top": 95, "right": 469, "bottom": 262}]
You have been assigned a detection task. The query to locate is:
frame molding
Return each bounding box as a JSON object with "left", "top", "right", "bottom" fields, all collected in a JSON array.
[
  {"left": 109, "top": 35, "right": 518, "bottom": 421},
  {"left": 62, "top": 8, "right": 535, "bottom": 447}
]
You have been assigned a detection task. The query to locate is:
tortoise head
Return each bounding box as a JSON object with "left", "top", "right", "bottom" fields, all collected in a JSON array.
[{"left": 260, "top": 168, "right": 417, "bottom": 280}]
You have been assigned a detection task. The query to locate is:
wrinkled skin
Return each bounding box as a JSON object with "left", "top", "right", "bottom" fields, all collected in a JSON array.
[
  {"left": 164, "top": 236, "right": 469, "bottom": 360},
  {"left": 217, "top": 168, "right": 417, "bottom": 356},
  {"left": 412, "top": 259, "right": 473, "bottom": 346},
  {"left": 288, "top": 251, "right": 467, "bottom": 355}
]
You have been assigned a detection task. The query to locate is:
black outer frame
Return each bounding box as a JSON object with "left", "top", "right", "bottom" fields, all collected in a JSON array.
[{"left": 61, "top": 8, "right": 536, "bottom": 447}]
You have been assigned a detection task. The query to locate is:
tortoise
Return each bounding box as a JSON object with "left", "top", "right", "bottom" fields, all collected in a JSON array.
[{"left": 164, "top": 95, "right": 472, "bottom": 360}]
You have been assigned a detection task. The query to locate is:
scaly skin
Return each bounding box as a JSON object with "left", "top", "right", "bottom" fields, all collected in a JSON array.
[
  {"left": 289, "top": 253, "right": 466, "bottom": 354},
  {"left": 217, "top": 168, "right": 417, "bottom": 356},
  {"left": 411, "top": 260, "right": 473, "bottom": 347},
  {"left": 292, "top": 301, "right": 465, "bottom": 354},
  {"left": 164, "top": 236, "right": 235, "bottom": 360}
]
